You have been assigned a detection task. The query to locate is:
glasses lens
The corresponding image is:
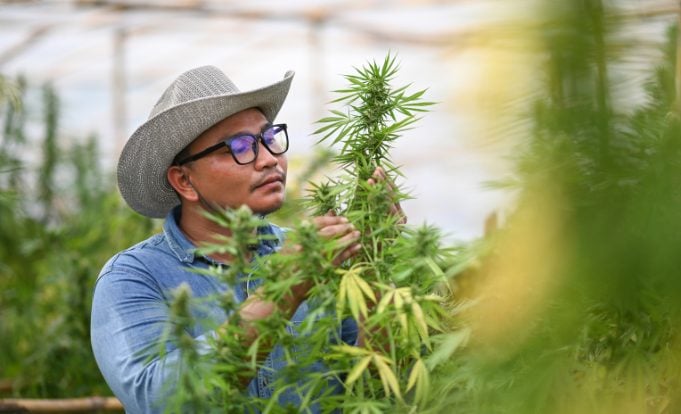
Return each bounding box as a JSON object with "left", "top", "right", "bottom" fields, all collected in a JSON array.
[
  {"left": 229, "top": 135, "right": 257, "bottom": 164},
  {"left": 262, "top": 125, "right": 288, "bottom": 154}
]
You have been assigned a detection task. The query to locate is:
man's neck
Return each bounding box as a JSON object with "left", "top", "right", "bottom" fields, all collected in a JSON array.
[{"left": 178, "top": 204, "right": 254, "bottom": 264}]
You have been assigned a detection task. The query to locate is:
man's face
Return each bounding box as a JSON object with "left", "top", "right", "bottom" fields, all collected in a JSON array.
[{"left": 181, "top": 108, "right": 288, "bottom": 215}]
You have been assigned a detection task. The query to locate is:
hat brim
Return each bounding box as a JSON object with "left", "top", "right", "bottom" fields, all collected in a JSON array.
[{"left": 117, "top": 70, "right": 294, "bottom": 218}]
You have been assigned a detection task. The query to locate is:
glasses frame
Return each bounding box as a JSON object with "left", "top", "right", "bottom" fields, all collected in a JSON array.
[{"left": 175, "top": 123, "right": 288, "bottom": 166}]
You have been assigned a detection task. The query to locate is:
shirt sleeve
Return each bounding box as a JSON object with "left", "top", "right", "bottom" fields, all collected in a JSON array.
[
  {"left": 90, "top": 262, "right": 215, "bottom": 414},
  {"left": 341, "top": 317, "right": 360, "bottom": 346}
]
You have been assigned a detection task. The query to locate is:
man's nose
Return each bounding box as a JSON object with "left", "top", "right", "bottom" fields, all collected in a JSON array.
[{"left": 254, "top": 141, "right": 279, "bottom": 169}]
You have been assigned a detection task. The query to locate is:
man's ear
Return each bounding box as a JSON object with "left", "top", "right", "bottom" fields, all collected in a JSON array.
[{"left": 167, "top": 166, "right": 199, "bottom": 203}]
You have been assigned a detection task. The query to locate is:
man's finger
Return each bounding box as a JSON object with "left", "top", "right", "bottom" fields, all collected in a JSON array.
[
  {"left": 369, "top": 167, "right": 396, "bottom": 191},
  {"left": 335, "top": 229, "right": 361, "bottom": 247},
  {"left": 318, "top": 223, "right": 356, "bottom": 238},
  {"left": 332, "top": 243, "right": 362, "bottom": 266},
  {"left": 312, "top": 215, "right": 349, "bottom": 229}
]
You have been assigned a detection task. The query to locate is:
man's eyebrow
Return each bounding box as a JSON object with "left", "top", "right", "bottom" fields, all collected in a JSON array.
[{"left": 213, "top": 123, "right": 272, "bottom": 144}]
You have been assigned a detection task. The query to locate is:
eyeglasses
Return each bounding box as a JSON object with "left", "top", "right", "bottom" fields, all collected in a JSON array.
[{"left": 176, "top": 123, "right": 289, "bottom": 166}]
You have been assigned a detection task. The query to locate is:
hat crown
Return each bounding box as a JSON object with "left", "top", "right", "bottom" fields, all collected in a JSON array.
[{"left": 149, "top": 66, "right": 240, "bottom": 119}]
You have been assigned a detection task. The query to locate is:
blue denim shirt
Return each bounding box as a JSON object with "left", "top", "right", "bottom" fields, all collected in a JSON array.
[{"left": 91, "top": 207, "right": 357, "bottom": 413}]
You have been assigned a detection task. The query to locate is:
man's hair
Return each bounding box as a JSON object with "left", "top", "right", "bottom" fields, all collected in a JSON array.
[{"left": 172, "top": 145, "right": 192, "bottom": 166}]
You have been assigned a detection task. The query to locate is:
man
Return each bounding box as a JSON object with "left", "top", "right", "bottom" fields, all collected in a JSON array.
[{"left": 91, "top": 66, "right": 387, "bottom": 413}]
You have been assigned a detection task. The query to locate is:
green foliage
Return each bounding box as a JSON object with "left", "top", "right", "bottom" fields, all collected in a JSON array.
[
  {"left": 0, "top": 75, "right": 156, "bottom": 398},
  {"left": 424, "top": 2, "right": 681, "bottom": 413}
]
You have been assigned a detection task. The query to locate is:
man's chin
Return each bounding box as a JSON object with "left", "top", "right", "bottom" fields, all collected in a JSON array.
[{"left": 251, "top": 199, "right": 285, "bottom": 216}]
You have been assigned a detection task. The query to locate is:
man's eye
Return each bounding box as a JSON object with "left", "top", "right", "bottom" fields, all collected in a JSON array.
[
  {"left": 230, "top": 136, "right": 254, "bottom": 155},
  {"left": 263, "top": 129, "right": 277, "bottom": 145}
]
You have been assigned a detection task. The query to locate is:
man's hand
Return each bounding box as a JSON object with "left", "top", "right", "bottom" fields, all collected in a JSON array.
[
  {"left": 367, "top": 167, "right": 407, "bottom": 225},
  {"left": 312, "top": 210, "right": 362, "bottom": 266}
]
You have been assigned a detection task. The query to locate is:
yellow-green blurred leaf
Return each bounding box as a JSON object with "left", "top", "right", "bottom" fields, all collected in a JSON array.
[
  {"left": 373, "top": 354, "right": 402, "bottom": 401},
  {"left": 346, "top": 356, "right": 372, "bottom": 386}
]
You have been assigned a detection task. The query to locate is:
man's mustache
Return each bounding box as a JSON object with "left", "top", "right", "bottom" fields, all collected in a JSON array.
[{"left": 250, "top": 169, "right": 287, "bottom": 191}]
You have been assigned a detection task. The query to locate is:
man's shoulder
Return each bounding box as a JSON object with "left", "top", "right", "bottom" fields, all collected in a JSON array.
[{"left": 97, "top": 232, "right": 168, "bottom": 281}]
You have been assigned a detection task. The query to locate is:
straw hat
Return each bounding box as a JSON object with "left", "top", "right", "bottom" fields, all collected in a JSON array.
[{"left": 117, "top": 65, "right": 294, "bottom": 218}]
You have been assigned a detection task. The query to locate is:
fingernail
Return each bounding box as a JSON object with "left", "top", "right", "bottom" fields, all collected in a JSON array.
[{"left": 340, "top": 217, "right": 349, "bottom": 223}]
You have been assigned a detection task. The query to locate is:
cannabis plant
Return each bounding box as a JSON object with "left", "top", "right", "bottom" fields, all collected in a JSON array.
[
  {"left": 159, "top": 55, "right": 458, "bottom": 413},
  {"left": 308, "top": 55, "right": 450, "bottom": 410}
]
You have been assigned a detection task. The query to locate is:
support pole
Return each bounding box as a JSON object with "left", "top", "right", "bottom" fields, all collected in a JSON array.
[
  {"left": 0, "top": 397, "right": 123, "bottom": 412},
  {"left": 676, "top": 1, "right": 681, "bottom": 111},
  {"left": 113, "top": 26, "right": 127, "bottom": 157}
]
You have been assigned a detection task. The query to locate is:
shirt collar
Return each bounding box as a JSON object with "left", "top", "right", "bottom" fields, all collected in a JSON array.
[{"left": 163, "top": 206, "right": 201, "bottom": 264}]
